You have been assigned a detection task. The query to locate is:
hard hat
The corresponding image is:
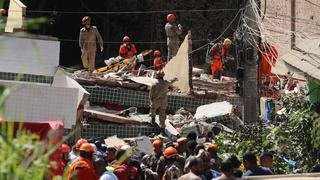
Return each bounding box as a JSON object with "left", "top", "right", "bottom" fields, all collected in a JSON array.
[
  {"left": 60, "top": 144, "right": 71, "bottom": 153},
  {"left": 167, "top": 14, "right": 175, "bottom": 22},
  {"left": 207, "top": 143, "right": 218, "bottom": 152},
  {"left": 156, "top": 70, "right": 165, "bottom": 78},
  {"left": 154, "top": 50, "right": 161, "bottom": 57},
  {"left": 90, "top": 143, "right": 97, "bottom": 152},
  {"left": 82, "top": 16, "right": 91, "bottom": 25},
  {"left": 163, "top": 147, "right": 178, "bottom": 159},
  {"left": 123, "top": 36, "right": 130, "bottom": 42},
  {"left": 223, "top": 38, "right": 232, "bottom": 46},
  {"left": 152, "top": 139, "right": 163, "bottom": 150},
  {"left": 80, "top": 143, "right": 95, "bottom": 153},
  {"left": 76, "top": 138, "right": 88, "bottom": 149}
]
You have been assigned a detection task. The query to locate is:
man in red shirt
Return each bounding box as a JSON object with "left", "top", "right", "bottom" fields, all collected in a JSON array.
[{"left": 68, "top": 143, "right": 98, "bottom": 180}]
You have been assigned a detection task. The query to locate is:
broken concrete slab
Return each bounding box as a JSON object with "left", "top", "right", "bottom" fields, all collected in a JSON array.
[
  {"left": 83, "top": 109, "right": 141, "bottom": 124},
  {"left": 194, "top": 101, "right": 233, "bottom": 120},
  {"left": 129, "top": 77, "right": 159, "bottom": 86},
  {"left": 129, "top": 114, "right": 179, "bottom": 137},
  {"left": 163, "top": 34, "right": 190, "bottom": 93}
]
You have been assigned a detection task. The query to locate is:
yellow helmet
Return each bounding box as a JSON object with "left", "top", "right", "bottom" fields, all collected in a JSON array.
[{"left": 223, "top": 38, "right": 232, "bottom": 46}]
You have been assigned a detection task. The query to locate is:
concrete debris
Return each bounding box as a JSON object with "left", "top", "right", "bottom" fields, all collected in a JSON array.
[
  {"left": 194, "top": 101, "right": 233, "bottom": 120},
  {"left": 163, "top": 34, "right": 191, "bottom": 93},
  {"left": 83, "top": 109, "right": 142, "bottom": 124}
]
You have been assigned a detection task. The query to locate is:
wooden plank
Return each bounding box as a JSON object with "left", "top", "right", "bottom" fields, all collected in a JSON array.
[{"left": 83, "top": 109, "right": 141, "bottom": 124}]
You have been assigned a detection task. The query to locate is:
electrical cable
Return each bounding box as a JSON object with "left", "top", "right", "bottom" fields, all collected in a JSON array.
[{"left": 14, "top": 8, "right": 240, "bottom": 15}]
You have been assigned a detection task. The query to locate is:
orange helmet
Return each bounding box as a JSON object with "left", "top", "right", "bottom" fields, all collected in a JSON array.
[
  {"left": 76, "top": 138, "right": 88, "bottom": 149},
  {"left": 60, "top": 144, "right": 71, "bottom": 153},
  {"left": 80, "top": 143, "right": 95, "bottom": 153},
  {"left": 154, "top": 50, "right": 161, "bottom": 57},
  {"left": 167, "top": 14, "right": 175, "bottom": 22},
  {"left": 152, "top": 139, "right": 163, "bottom": 150},
  {"left": 163, "top": 147, "right": 178, "bottom": 159},
  {"left": 123, "top": 36, "right": 130, "bottom": 42},
  {"left": 82, "top": 16, "right": 91, "bottom": 25}
]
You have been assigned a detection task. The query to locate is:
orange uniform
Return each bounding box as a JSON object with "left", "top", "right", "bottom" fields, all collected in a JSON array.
[
  {"left": 210, "top": 43, "right": 228, "bottom": 79},
  {"left": 261, "top": 44, "right": 278, "bottom": 77},
  {"left": 68, "top": 157, "right": 98, "bottom": 180},
  {"left": 154, "top": 57, "right": 163, "bottom": 71},
  {"left": 119, "top": 43, "right": 137, "bottom": 70},
  {"left": 119, "top": 43, "right": 137, "bottom": 59}
]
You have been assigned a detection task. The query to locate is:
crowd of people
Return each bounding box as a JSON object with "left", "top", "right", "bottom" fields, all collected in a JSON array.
[{"left": 59, "top": 131, "right": 278, "bottom": 180}]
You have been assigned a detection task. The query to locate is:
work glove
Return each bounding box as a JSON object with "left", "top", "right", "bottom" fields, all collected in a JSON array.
[
  {"left": 100, "top": 46, "right": 104, "bottom": 52},
  {"left": 178, "top": 24, "right": 182, "bottom": 29}
]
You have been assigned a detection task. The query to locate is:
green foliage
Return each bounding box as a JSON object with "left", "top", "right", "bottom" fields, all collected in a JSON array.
[
  {"left": 215, "top": 93, "right": 320, "bottom": 174},
  {"left": 0, "top": 86, "right": 55, "bottom": 179}
]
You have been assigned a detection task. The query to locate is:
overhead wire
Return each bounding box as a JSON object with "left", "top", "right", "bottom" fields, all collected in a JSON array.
[
  {"left": 243, "top": 0, "right": 320, "bottom": 77},
  {"left": 16, "top": 8, "right": 240, "bottom": 15}
]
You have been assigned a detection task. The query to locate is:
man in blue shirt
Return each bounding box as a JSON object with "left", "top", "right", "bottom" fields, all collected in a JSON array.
[{"left": 242, "top": 151, "right": 274, "bottom": 176}]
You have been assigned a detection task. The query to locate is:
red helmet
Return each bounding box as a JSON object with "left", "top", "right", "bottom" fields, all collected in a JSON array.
[
  {"left": 82, "top": 16, "right": 91, "bottom": 25},
  {"left": 154, "top": 50, "right": 161, "bottom": 57},
  {"left": 60, "top": 144, "right": 71, "bottom": 153},
  {"left": 80, "top": 143, "right": 95, "bottom": 153},
  {"left": 167, "top": 14, "right": 175, "bottom": 22},
  {"left": 76, "top": 138, "right": 88, "bottom": 149},
  {"left": 123, "top": 36, "right": 130, "bottom": 42},
  {"left": 163, "top": 147, "right": 178, "bottom": 159}
]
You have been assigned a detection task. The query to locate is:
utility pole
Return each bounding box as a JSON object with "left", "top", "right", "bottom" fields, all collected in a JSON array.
[{"left": 242, "top": 0, "right": 259, "bottom": 123}]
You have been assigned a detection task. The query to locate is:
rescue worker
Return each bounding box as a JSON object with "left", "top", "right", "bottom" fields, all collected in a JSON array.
[
  {"left": 259, "top": 42, "right": 278, "bottom": 82},
  {"left": 153, "top": 50, "right": 164, "bottom": 71},
  {"left": 119, "top": 35, "right": 138, "bottom": 70},
  {"left": 68, "top": 143, "right": 99, "bottom": 180},
  {"left": 79, "top": 16, "right": 104, "bottom": 72},
  {"left": 149, "top": 70, "right": 177, "bottom": 132},
  {"left": 60, "top": 144, "right": 71, "bottom": 172},
  {"left": 69, "top": 138, "right": 88, "bottom": 163},
  {"left": 210, "top": 38, "right": 232, "bottom": 80},
  {"left": 148, "top": 140, "right": 164, "bottom": 172},
  {"left": 165, "top": 14, "right": 182, "bottom": 61}
]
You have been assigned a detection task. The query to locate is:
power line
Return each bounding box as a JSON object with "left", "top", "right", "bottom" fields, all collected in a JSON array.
[{"left": 19, "top": 8, "right": 240, "bottom": 15}]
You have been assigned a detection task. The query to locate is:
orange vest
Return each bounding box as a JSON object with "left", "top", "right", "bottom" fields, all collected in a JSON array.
[{"left": 154, "top": 57, "right": 163, "bottom": 70}]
